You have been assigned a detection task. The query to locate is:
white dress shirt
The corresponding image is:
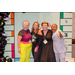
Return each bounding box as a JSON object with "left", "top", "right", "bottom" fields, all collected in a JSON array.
[{"left": 52, "top": 29, "right": 68, "bottom": 53}]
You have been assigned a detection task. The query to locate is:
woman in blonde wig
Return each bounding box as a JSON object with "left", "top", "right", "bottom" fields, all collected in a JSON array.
[{"left": 17, "top": 20, "right": 32, "bottom": 62}]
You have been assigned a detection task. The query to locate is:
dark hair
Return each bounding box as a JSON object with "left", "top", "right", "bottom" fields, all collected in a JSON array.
[{"left": 51, "top": 24, "right": 58, "bottom": 28}]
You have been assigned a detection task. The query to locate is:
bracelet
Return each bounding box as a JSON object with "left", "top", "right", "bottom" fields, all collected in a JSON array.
[{"left": 35, "top": 46, "right": 39, "bottom": 50}]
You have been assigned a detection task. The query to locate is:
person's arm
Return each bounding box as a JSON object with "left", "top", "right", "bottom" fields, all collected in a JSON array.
[
  {"left": 17, "top": 35, "right": 22, "bottom": 53},
  {"left": 47, "top": 30, "right": 52, "bottom": 41},
  {"left": 17, "top": 30, "right": 23, "bottom": 53},
  {"left": 34, "top": 30, "right": 43, "bottom": 52},
  {"left": 58, "top": 29, "right": 64, "bottom": 38},
  {"left": 37, "top": 30, "right": 42, "bottom": 35},
  {"left": 58, "top": 31, "right": 63, "bottom": 38},
  {"left": 37, "top": 30, "right": 43, "bottom": 46}
]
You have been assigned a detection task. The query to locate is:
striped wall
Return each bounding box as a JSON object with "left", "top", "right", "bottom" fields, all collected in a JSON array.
[
  {"left": 4, "top": 12, "right": 15, "bottom": 62},
  {"left": 60, "top": 12, "right": 72, "bottom": 58}
]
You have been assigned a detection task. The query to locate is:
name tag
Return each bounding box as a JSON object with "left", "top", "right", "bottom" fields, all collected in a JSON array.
[
  {"left": 43, "top": 39, "right": 48, "bottom": 44},
  {"left": 32, "top": 39, "right": 35, "bottom": 42},
  {"left": 29, "top": 40, "right": 32, "bottom": 43}
]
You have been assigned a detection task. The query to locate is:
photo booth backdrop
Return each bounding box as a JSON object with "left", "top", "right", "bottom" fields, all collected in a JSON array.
[{"left": 4, "top": 12, "right": 73, "bottom": 62}]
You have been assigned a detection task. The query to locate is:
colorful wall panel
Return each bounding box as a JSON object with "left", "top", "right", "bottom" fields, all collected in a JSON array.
[{"left": 4, "top": 12, "right": 15, "bottom": 62}]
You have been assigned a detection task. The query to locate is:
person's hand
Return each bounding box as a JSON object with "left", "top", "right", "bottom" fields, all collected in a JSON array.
[
  {"left": 34, "top": 46, "right": 39, "bottom": 52},
  {"left": 34, "top": 48, "right": 38, "bottom": 53},
  {"left": 18, "top": 48, "right": 21, "bottom": 53}
]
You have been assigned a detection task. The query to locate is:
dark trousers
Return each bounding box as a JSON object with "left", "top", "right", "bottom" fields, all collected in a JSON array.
[{"left": 32, "top": 46, "right": 42, "bottom": 62}]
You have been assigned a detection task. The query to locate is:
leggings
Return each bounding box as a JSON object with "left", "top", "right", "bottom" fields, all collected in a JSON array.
[{"left": 19, "top": 42, "right": 32, "bottom": 62}]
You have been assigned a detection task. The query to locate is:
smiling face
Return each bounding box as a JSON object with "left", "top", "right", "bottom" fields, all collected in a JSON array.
[
  {"left": 33, "top": 22, "right": 39, "bottom": 30},
  {"left": 42, "top": 23, "right": 48, "bottom": 31},
  {"left": 22, "top": 21, "right": 29, "bottom": 30},
  {"left": 51, "top": 24, "right": 57, "bottom": 32}
]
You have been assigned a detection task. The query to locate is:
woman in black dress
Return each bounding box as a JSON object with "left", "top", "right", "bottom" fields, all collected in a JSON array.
[
  {"left": 40, "top": 21, "right": 56, "bottom": 62},
  {"left": 31, "top": 21, "right": 42, "bottom": 62}
]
